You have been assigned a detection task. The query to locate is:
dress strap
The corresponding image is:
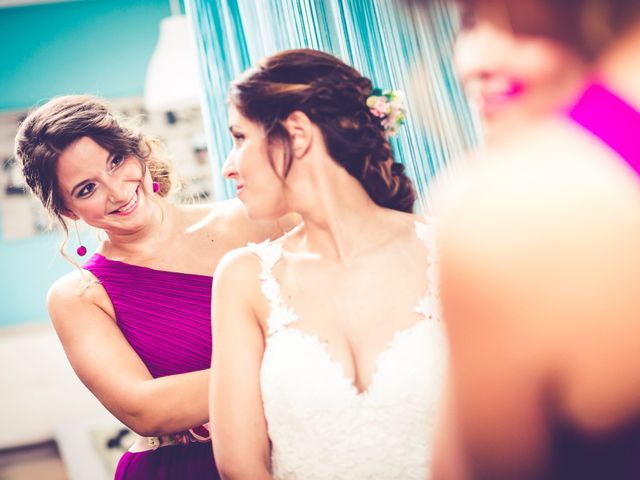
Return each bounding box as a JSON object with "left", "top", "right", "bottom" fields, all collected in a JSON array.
[
  {"left": 413, "top": 218, "right": 441, "bottom": 321},
  {"left": 247, "top": 240, "right": 299, "bottom": 336},
  {"left": 568, "top": 82, "right": 640, "bottom": 177}
]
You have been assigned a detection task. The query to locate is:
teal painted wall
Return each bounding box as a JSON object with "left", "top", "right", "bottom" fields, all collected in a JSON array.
[
  {"left": 0, "top": 0, "right": 173, "bottom": 111},
  {"left": 0, "top": 0, "right": 176, "bottom": 327},
  {"left": 0, "top": 230, "right": 100, "bottom": 327}
]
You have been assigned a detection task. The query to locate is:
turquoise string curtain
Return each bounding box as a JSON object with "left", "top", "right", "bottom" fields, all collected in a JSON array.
[{"left": 186, "top": 0, "right": 480, "bottom": 211}]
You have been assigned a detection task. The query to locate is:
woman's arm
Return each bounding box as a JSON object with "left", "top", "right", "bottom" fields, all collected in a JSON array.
[
  {"left": 210, "top": 249, "right": 272, "bottom": 480},
  {"left": 47, "top": 273, "right": 208, "bottom": 437}
]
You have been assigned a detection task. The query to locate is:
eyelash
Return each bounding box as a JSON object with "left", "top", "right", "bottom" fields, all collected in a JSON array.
[
  {"left": 232, "top": 132, "right": 245, "bottom": 144},
  {"left": 77, "top": 183, "right": 95, "bottom": 198},
  {"left": 76, "top": 155, "right": 125, "bottom": 198},
  {"left": 110, "top": 154, "right": 125, "bottom": 169}
]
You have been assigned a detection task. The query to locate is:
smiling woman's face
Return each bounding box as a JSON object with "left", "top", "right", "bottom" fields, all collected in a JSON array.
[
  {"left": 56, "top": 136, "right": 156, "bottom": 234},
  {"left": 454, "top": 0, "right": 589, "bottom": 143}
]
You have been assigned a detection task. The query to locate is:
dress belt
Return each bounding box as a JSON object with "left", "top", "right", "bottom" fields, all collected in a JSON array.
[{"left": 127, "top": 423, "right": 211, "bottom": 453}]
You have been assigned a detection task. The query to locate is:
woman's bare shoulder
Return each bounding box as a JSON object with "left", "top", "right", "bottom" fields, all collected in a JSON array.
[
  {"left": 47, "top": 268, "right": 114, "bottom": 325},
  {"left": 177, "top": 199, "right": 248, "bottom": 239},
  {"left": 383, "top": 209, "right": 431, "bottom": 239},
  {"left": 215, "top": 244, "right": 263, "bottom": 279},
  {"left": 48, "top": 269, "right": 98, "bottom": 303},
  {"left": 212, "top": 244, "right": 267, "bottom": 320},
  {"left": 177, "top": 198, "right": 241, "bottom": 224}
]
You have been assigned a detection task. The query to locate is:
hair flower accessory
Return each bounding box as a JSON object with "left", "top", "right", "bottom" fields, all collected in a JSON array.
[{"left": 366, "top": 88, "right": 406, "bottom": 137}]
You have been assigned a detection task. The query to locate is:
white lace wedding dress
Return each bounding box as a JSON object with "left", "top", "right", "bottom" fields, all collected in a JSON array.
[{"left": 249, "top": 222, "right": 447, "bottom": 480}]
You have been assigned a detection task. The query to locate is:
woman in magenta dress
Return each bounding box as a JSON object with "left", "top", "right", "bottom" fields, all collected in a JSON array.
[{"left": 15, "top": 95, "right": 295, "bottom": 479}]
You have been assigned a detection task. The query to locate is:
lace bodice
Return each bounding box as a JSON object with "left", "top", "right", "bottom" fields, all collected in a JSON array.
[{"left": 249, "top": 221, "right": 447, "bottom": 480}]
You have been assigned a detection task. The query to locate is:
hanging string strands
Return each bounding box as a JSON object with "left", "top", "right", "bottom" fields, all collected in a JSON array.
[{"left": 186, "top": 0, "right": 480, "bottom": 212}]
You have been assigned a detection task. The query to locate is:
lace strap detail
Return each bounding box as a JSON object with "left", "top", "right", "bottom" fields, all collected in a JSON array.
[
  {"left": 413, "top": 218, "right": 440, "bottom": 320},
  {"left": 247, "top": 240, "right": 299, "bottom": 336}
]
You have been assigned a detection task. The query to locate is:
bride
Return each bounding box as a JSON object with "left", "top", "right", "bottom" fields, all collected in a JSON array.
[{"left": 209, "top": 49, "right": 447, "bottom": 480}]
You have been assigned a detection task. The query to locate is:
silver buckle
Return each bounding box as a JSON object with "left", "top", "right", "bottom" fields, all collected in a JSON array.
[{"left": 147, "top": 436, "right": 161, "bottom": 450}]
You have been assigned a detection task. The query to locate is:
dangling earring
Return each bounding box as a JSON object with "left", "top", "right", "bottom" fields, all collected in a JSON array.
[
  {"left": 152, "top": 181, "right": 160, "bottom": 193},
  {"left": 74, "top": 221, "right": 87, "bottom": 256}
]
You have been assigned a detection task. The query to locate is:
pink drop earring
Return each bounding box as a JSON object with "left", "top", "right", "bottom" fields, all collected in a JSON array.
[
  {"left": 74, "top": 221, "right": 87, "bottom": 256},
  {"left": 152, "top": 181, "right": 160, "bottom": 193}
]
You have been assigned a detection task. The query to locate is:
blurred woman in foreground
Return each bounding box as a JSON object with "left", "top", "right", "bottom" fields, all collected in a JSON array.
[{"left": 410, "top": 0, "right": 640, "bottom": 478}]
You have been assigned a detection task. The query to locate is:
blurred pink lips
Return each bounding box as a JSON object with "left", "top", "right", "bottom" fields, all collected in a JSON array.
[
  {"left": 477, "top": 80, "right": 525, "bottom": 117},
  {"left": 479, "top": 82, "right": 524, "bottom": 116}
]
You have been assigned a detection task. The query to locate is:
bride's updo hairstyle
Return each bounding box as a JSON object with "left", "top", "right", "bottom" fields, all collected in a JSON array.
[{"left": 229, "top": 48, "right": 416, "bottom": 213}]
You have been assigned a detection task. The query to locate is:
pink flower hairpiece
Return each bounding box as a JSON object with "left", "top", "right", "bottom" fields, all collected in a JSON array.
[{"left": 366, "top": 89, "right": 406, "bottom": 137}]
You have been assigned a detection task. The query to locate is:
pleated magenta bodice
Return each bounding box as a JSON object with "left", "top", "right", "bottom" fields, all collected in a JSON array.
[{"left": 83, "top": 253, "right": 213, "bottom": 378}]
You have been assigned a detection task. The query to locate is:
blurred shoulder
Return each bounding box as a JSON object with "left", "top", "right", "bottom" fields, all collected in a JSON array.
[
  {"left": 439, "top": 117, "right": 640, "bottom": 253},
  {"left": 437, "top": 117, "right": 640, "bottom": 340}
]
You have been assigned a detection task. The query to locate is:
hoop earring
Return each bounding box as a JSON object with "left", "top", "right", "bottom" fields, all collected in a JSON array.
[
  {"left": 152, "top": 181, "right": 160, "bottom": 193},
  {"left": 74, "top": 221, "right": 87, "bottom": 257}
]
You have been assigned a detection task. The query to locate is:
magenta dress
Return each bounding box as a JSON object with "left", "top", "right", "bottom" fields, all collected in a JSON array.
[{"left": 83, "top": 253, "right": 219, "bottom": 480}]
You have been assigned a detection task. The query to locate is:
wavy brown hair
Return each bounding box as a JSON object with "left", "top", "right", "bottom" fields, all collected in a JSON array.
[{"left": 230, "top": 49, "right": 416, "bottom": 213}]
